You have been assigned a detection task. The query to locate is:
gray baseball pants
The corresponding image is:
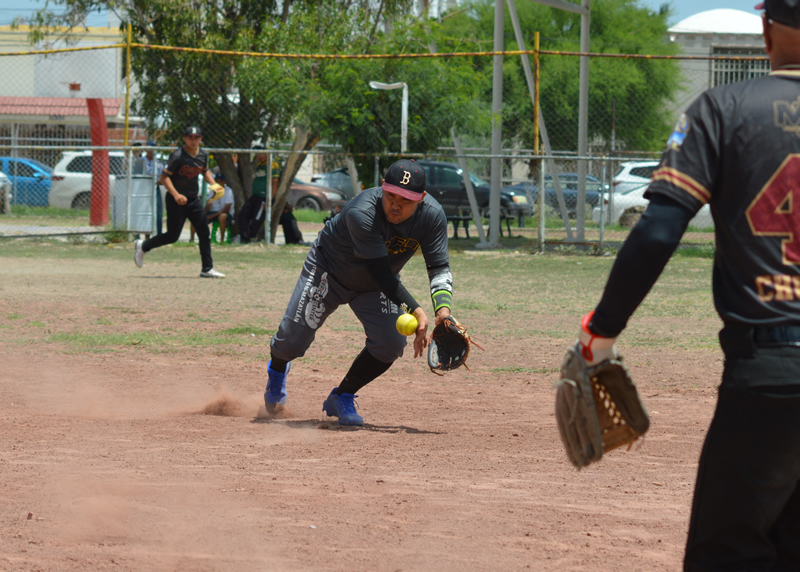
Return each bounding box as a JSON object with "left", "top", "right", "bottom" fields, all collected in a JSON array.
[{"left": 270, "top": 245, "right": 407, "bottom": 364}]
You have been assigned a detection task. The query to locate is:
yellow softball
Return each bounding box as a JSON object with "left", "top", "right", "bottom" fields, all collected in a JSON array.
[{"left": 396, "top": 313, "right": 418, "bottom": 336}]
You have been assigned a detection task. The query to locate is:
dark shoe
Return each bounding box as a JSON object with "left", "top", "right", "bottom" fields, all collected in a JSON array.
[
  {"left": 322, "top": 388, "right": 364, "bottom": 426},
  {"left": 264, "top": 360, "right": 291, "bottom": 414}
]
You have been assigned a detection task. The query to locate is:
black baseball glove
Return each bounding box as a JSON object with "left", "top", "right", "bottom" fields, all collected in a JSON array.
[
  {"left": 428, "top": 316, "right": 477, "bottom": 375},
  {"left": 555, "top": 342, "right": 650, "bottom": 469}
]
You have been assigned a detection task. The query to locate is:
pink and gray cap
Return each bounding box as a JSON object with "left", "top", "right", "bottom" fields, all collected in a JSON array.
[{"left": 381, "top": 159, "right": 426, "bottom": 201}]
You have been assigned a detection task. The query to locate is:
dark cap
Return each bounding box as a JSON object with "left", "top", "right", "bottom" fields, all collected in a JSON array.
[
  {"left": 214, "top": 172, "right": 225, "bottom": 181},
  {"left": 146, "top": 140, "right": 156, "bottom": 146},
  {"left": 756, "top": 0, "right": 800, "bottom": 28},
  {"left": 184, "top": 126, "right": 202, "bottom": 136},
  {"left": 381, "top": 159, "right": 426, "bottom": 201}
]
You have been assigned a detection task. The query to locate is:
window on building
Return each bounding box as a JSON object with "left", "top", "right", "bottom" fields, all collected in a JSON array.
[{"left": 711, "top": 46, "right": 771, "bottom": 87}]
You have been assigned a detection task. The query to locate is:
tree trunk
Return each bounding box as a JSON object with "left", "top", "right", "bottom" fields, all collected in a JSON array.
[
  {"left": 345, "top": 155, "right": 361, "bottom": 196},
  {"left": 270, "top": 123, "right": 320, "bottom": 242}
]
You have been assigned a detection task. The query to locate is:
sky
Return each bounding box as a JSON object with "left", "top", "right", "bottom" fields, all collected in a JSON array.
[
  {"left": 0, "top": 0, "right": 112, "bottom": 28},
  {"left": 640, "top": 0, "right": 761, "bottom": 24},
  {"left": 0, "top": 0, "right": 762, "bottom": 29}
]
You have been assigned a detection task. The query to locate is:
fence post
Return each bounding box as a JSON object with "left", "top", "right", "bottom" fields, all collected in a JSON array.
[
  {"left": 124, "top": 23, "right": 132, "bottom": 148},
  {"left": 266, "top": 152, "right": 272, "bottom": 244},
  {"left": 599, "top": 157, "right": 606, "bottom": 252},
  {"left": 539, "top": 157, "right": 545, "bottom": 253},
  {"left": 533, "top": 31, "right": 539, "bottom": 159},
  {"left": 11, "top": 123, "right": 17, "bottom": 207},
  {"left": 124, "top": 23, "right": 133, "bottom": 232}
]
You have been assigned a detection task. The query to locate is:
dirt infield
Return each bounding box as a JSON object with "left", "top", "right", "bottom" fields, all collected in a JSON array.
[{"left": 0, "top": 240, "right": 722, "bottom": 571}]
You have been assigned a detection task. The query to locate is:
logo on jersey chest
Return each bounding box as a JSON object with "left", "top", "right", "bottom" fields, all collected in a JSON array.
[
  {"left": 385, "top": 236, "right": 420, "bottom": 255},
  {"left": 178, "top": 165, "right": 204, "bottom": 178},
  {"left": 775, "top": 96, "right": 800, "bottom": 137}
]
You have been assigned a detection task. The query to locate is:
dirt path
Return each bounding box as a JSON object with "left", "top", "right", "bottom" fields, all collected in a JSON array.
[{"left": 0, "top": 250, "right": 722, "bottom": 571}]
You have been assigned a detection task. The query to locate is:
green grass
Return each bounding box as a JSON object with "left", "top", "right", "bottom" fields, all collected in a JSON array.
[
  {"left": 293, "top": 208, "right": 331, "bottom": 223},
  {"left": 221, "top": 324, "right": 273, "bottom": 336},
  {"left": 47, "top": 326, "right": 276, "bottom": 353},
  {"left": 0, "top": 238, "right": 719, "bottom": 353},
  {"left": 678, "top": 244, "right": 716, "bottom": 258},
  {"left": 0, "top": 239, "right": 311, "bottom": 271}
]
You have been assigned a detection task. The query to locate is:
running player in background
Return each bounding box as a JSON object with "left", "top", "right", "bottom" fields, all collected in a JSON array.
[
  {"left": 561, "top": 2, "right": 800, "bottom": 569},
  {"left": 264, "top": 159, "right": 454, "bottom": 426},
  {"left": 134, "top": 126, "right": 225, "bottom": 278}
]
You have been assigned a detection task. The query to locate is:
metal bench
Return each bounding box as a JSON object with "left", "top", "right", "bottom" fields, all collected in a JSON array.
[{"left": 447, "top": 213, "right": 514, "bottom": 239}]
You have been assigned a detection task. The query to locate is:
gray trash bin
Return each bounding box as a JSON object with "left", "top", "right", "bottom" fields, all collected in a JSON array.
[{"left": 114, "top": 176, "right": 157, "bottom": 232}]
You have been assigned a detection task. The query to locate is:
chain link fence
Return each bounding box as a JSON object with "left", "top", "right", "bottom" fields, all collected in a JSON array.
[{"left": 0, "top": 40, "right": 766, "bottom": 249}]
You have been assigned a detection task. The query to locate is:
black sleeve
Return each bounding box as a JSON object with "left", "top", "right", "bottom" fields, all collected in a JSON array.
[
  {"left": 589, "top": 194, "right": 696, "bottom": 338},
  {"left": 365, "top": 255, "right": 420, "bottom": 313}
]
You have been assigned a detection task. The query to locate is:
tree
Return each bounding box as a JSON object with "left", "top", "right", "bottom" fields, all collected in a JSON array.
[
  {"left": 437, "top": 0, "right": 681, "bottom": 155},
  {"left": 26, "top": 0, "right": 486, "bottom": 241}
]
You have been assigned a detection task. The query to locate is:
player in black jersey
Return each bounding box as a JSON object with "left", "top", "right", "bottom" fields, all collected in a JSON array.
[
  {"left": 133, "top": 126, "right": 226, "bottom": 278},
  {"left": 562, "top": 1, "right": 800, "bottom": 569}
]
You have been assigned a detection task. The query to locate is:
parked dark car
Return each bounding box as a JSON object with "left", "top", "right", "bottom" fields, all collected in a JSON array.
[
  {"left": 502, "top": 173, "right": 603, "bottom": 218},
  {"left": 0, "top": 157, "right": 52, "bottom": 207},
  {"left": 288, "top": 178, "right": 348, "bottom": 212},
  {"left": 416, "top": 160, "right": 532, "bottom": 219},
  {"left": 310, "top": 167, "right": 362, "bottom": 199}
]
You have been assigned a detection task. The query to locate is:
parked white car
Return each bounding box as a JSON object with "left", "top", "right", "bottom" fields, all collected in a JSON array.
[
  {"left": 49, "top": 151, "right": 126, "bottom": 209},
  {"left": 592, "top": 184, "right": 714, "bottom": 230},
  {"left": 612, "top": 161, "right": 660, "bottom": 195}
]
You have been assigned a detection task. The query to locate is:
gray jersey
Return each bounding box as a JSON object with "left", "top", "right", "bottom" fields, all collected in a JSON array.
[{"left": 316, "top": 187, "right": 450, "bottom": 293}]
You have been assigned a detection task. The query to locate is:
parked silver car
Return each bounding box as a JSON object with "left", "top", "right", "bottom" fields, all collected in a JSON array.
[{"left": 310, "top": 167, "right": 362, "bottom": 199}]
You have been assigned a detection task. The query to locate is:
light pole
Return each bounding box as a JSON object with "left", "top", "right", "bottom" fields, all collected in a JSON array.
[{"left": 369, "top": 81, "right": 408, "bottom": 154}]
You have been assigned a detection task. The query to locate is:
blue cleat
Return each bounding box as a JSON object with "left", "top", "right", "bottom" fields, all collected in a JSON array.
[
  {"left": 322, "top": 388, "right": 364, "bottom": 426},
  {"left": 264, "top": 360, "right": 291, "bottom": 414}
]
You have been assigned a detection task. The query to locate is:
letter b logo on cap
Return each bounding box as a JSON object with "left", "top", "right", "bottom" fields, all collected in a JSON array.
[{"left": 400, "top": 170, "right": 411, "bottom": 185}]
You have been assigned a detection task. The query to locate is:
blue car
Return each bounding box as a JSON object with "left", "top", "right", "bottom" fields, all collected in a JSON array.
[{"left": 0, "top": 157, "right": 52, "bottom": 207}]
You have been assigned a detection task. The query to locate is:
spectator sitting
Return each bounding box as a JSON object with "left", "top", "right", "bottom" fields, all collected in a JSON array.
[
  {"left": 191, "top": 173, "right": 235, "bottom": 243},
  {"left": 280, "top": 204, "right": 311, "bottom": 246},
  {"left": 238, "top": 146, "right": 279, "bottom": 244}
]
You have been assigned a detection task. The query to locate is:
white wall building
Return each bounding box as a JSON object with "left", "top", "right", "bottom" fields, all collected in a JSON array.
[{"left": 668, "top": 9, "right": 768, "bottom": 115}]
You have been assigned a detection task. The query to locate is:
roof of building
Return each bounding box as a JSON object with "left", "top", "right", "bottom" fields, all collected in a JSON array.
[
  {"left": 0, "top": 97, "right": 122, "bottom": 118},
  {"left": 669, "top": 9, "right": 763, "bottom": 34}
]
